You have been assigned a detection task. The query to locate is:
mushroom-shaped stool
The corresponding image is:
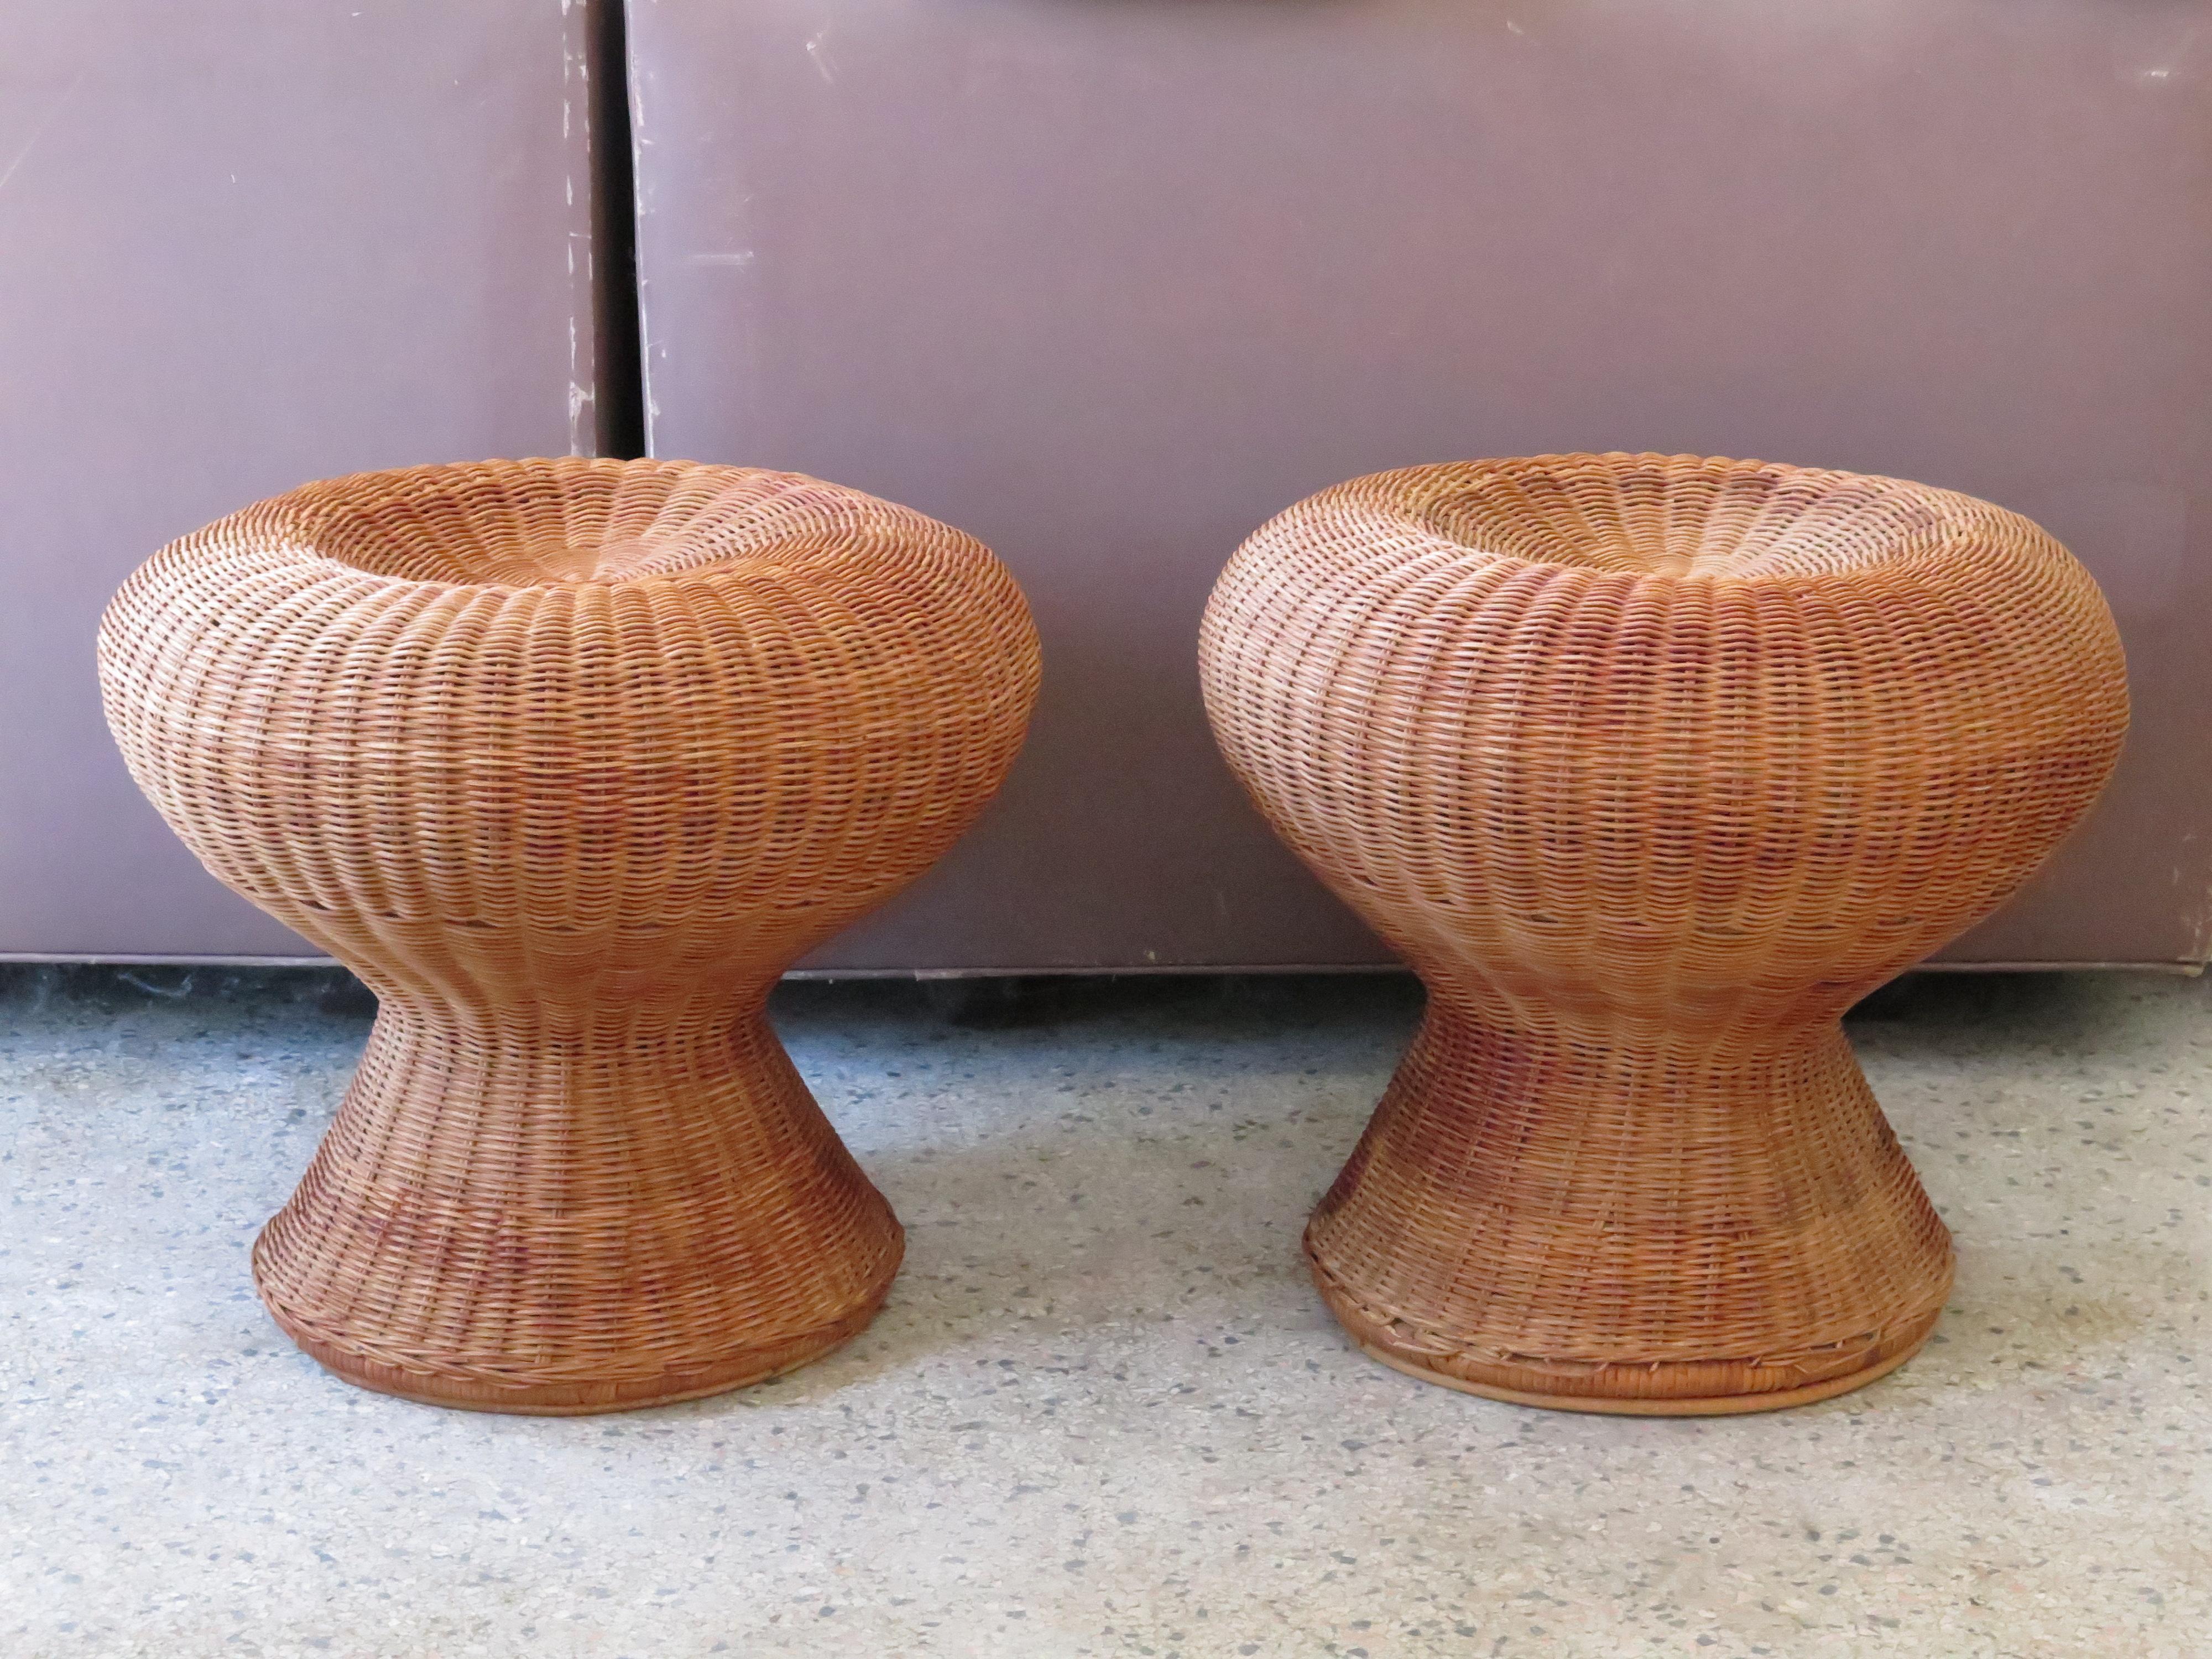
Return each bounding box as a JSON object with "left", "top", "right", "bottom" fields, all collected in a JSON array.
[
  {"left": 1199, "top": 453, "right": 2126, "bottom": 1413},
  {"left": 100, "top": 458, "right": 1040, "bottom": 1412}
]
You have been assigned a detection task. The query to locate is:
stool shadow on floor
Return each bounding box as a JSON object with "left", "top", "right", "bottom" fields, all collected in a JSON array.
[
  {"left": 1842, "top": 968, "right": 2192, "bottom": 1401},
  {"left": 675, "top": 973, "right": 1422, "bottom": 1410}
]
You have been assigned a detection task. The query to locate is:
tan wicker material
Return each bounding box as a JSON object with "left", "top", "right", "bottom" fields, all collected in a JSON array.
[
  {"left": 1199, "top": 453, "right": 2128, "bottom": 1415},
  {"left": 98, "top": 458, "right": 1041, "bottom": 1413}
]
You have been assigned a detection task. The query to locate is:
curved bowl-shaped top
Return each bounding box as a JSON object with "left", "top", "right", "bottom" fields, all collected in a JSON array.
[
  {"left": 1199, "top": 453, "right": 2128, "bottom": 1034},
  {"left": 98, "top": 459, "right": 1041, "bottom": 1004}
]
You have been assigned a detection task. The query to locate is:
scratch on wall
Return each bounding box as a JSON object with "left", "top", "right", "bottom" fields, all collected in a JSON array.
[
  {"left": 631, "top": 54, "right": 659, "bottom": 456},
  {"left": 2183, "top": 834, "right": 2212, "bottom": 968},
  {"left": 0, "top": 68, "right": 88, "bottom": 199},
  {"left": 563, "top": 7, "right": 594, "bottom": 456}
]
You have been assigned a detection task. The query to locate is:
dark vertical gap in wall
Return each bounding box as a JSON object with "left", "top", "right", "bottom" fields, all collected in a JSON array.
[{"left": 589, "top": 0, "right": 646, "bottom": 458}]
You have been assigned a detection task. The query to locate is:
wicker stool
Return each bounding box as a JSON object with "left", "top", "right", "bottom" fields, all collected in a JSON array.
[
  {"left": 100, "top": 459, "right": 1040, "bottom": 1413},
  {"left": 1200, "top": 453, "right": 2127, "bottom": 1414}
]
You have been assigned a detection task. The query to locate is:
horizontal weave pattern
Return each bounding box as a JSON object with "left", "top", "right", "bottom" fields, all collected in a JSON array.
[
  {"left": 1200, "top": 453, "right": 2127, "bottom": 1412},
  {"left": 100, "top": 458, "right": 1041, "bottom": 1412}
]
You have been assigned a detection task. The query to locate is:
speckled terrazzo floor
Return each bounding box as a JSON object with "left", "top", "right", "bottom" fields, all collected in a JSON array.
[{"left": 3, "top": 966, "right": 2208, "bottom": 1658}]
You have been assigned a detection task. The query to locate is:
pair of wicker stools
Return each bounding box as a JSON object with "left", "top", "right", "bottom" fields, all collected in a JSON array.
[{"left": 97, "top": 455, "right": 2127, "bottom": 1416}]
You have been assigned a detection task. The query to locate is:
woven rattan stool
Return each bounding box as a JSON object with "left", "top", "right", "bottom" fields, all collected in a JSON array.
[
  {"left": 1200, "top": 453, "right": 2127, "bottom": 1415},
  {"left": 100, "top": 458, "right": 1040, "bottom": 1413}
]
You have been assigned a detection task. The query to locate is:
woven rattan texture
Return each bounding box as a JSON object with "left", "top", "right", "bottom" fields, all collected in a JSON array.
[
  {"left": 99, "top": 458, "right": 1041, "bottom": 1412},
  {"left": 1199, "top": 453, "right": 2128, "bottom": 1413}
]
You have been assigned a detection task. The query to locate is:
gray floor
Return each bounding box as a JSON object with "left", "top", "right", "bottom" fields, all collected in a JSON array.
[{"left": 3, "top": 966, "right": 2207, "bottom": 1658}]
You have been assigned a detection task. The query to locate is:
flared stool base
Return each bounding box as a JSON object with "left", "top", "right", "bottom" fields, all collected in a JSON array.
[
  {"left": 264, "top": 1265, "right": 898, "bottom": 1415},
  {"left": 250, "top": 1004, "right": 906, "bottom": 1415},
  {"left": 1317, "top": 1258, "right": 1939, "bottom": 1416},
  {"left": 1304, "top": 1005, "right": 1955, "bottom": 1415}
]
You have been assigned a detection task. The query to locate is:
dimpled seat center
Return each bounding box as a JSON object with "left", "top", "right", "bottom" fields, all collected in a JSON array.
[
  {"left": 299, "top": 465, "right": 870, "bottom": 586},
  {"left": 1414, "top": 462, "right": 1953, "bottom": 578}
]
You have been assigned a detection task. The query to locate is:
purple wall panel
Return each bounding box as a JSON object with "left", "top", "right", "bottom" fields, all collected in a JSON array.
[
  {"left": 629, "top": 0, "right": 2212, "bottom": 970},
  {"left": 0, "top": 0, "right": 597, "bottom": 957}
]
